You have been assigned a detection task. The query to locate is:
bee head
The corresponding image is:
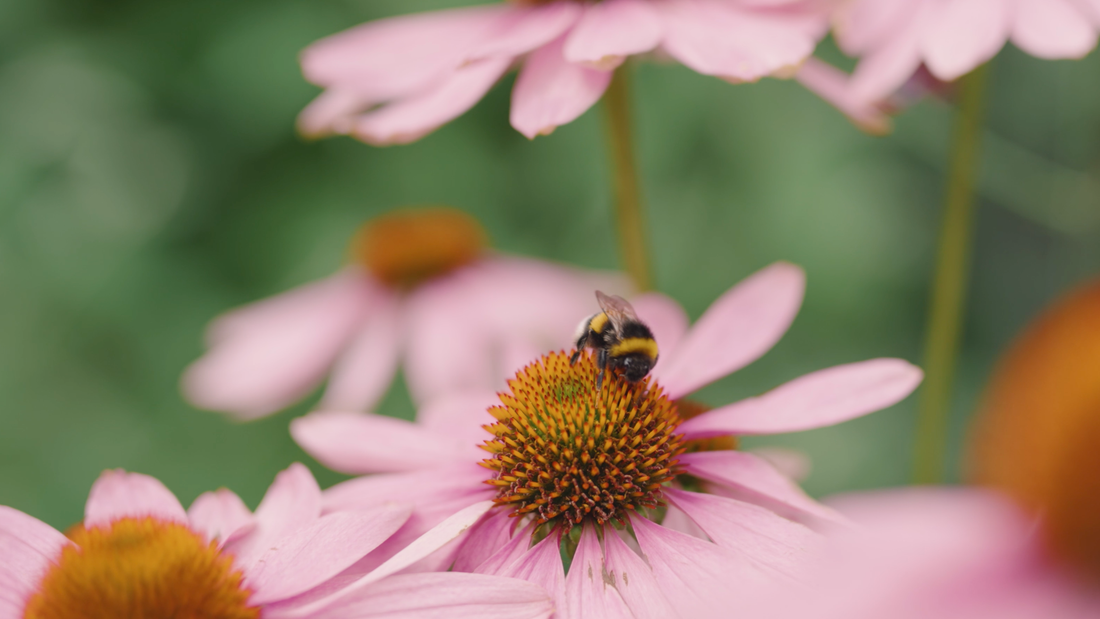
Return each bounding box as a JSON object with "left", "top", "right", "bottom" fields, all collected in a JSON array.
[{"left": 617, "top": 354, "right": 656, "bottom": 382}]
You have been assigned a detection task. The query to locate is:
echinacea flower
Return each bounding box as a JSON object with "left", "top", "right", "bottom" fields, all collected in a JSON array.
[
  {"left": 182, "top": 206, "right": 624, "bottom": 420},
  {"left": 291, "top": 262, "right": 923, "bottom": 616},
  {"left": 297, "top": 0, "right": 832, "bottom": 144},
  {"left": 2, "top": 463, "right": 554, "bottom": 619}
]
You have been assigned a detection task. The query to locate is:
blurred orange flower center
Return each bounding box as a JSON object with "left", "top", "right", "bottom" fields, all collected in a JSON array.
[
  {"left": 480, "top": 350, "right": 684, "bottom": 529},
  {"left": 23, "top": 517, "right": 258, "bottom": 619},
  {"left": 352, "top": 206, "right": 487, "bottom": 289}
]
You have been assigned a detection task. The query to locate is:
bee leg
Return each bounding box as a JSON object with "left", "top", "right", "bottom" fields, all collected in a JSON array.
[
  {"left": 596, "top": 348, "right": 608, "bottom": 390},
  {"left": 570, "top": 333, "right": 588, "bottom": 365}
]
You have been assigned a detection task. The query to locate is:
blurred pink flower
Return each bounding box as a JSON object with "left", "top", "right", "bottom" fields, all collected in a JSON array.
[
  {"left": 1, "top": 464, "right": 553, "bottom": 619},
  {"left": 290, "top": 262, "right": 923, "bottom": 616},
  {"left": 182, "top": 207, "right": 625, "bottom": 421},
  {"left": 745, "top": 488, "right": 1100, "bottom": 619},
  {"left": 298, "top": 0, "right": 831, "bottom": 144}
]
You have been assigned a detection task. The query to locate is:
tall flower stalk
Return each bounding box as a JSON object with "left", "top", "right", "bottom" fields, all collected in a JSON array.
[{"left": 913, "top": 64, "right": 990, "bottom": 484}]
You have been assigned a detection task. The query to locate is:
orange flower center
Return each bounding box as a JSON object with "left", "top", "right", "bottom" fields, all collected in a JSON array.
[
  {"left": 351, "top": 206, "right": 487, "bottom": 289},
  {"left": 480, "top": 351, "right": 684, "bottom": 529},
  {"left": 23, "top": 517, "right": 259, "bottom": 619}
]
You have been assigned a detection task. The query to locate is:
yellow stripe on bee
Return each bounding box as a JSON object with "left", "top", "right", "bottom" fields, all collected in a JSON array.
[
  {"left": 589, "top": 312, "right": 609, "bottom": 334},
  {"left": 610, "top": 337, "right": 658, "bottom": 359}
]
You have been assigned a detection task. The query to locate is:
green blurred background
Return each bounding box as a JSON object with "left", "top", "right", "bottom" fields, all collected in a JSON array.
[{"left": 2, "top": 0, "right": 1099, "bottom": 530}]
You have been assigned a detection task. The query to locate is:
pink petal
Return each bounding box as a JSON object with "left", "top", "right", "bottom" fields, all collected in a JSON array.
[
  {"left": 418, "top": 391, "right": 506, "bottom": 462},
  {"left": 659, "top": 0, "right": 824, "bottom": 83},
  {"left": 751, "top": 446, "right": 812, "bottom": 482},
  {"left": 796, "top": 58, "right": 892, "bottom": 135},
  {"left": 306, "top": 572, "right": 555, "bottom": 619},
  {"left": 0, "top": 507, "right": 67, "bottom": 619},
  {"left": 850, "top": 25, "right": 924, "bottom": 102},
  {"left": 1079, "top": 0, "right": 1100, "bottom": 24},
  {"left": 630, "top": 292, "right": 689, "bottom": 375},
  {"left": 920, "top": 0, "right": 1010, "bottom": 81},
  {"left": 664, "top": 488, "right": 819, "bottom": 576},
  {"left": 654, "top": 262, "right": 805, "bottom": 399},
  {"left": 832, "top": 0, "right": 917, "bottom": 56},
  {"left": 510, "top": 36, "right": 612, "bottom": 139},
  {"left": 452, "top": 510, "right": 519, "bottom": 573},
  {"left": 226, "top": 463, "right": 321, "bottom": 567},
  {"left": 564, "top": 0, "right": 663, "bottom": 70},
  {"left": 489, "top": 534, "right": 568, "bottom": 615},
  {"left": 245, "top": 505, "right": 412, "bottom": 605},
  {"left": 1011, "top": 0, "right": 1098, "bottom": 59},
  {"left": 182, "top": 270, "right": 377, "bottom": 420},
  {"left": 679, "top": 358, "right": 923, "bottom": 437},
  {"left": 292, "top": 411, "right": 469, "bottom": 475},
  {"left": 187, "top": 488, "right": 254, "bottom": 544},
  {"left": 296, "top": 89, "right": 368, "bottom": 138},
  {"left": 322, "top": 466, "right": 491, "bottom": 515},
  {"left": 320, "top": 294, "right": 402, "bottom": 412},
  {"left": 471, "top": 521, "right": 537, "bottom": 577},
  {"left": 353, "top": 57, "right": 512, "bottom": 146},
  {"left": 600, "top": 530, "right": 678, "bottom": 618},
  {"left": 565, "top": 526, "right": 633, "bottom": 618},
  {"left": 472, "top": 2, "right": 583, "bottom": 60},
  {"left": 680, "top": 450, "right": 844, "bottom": 525},
  {"left": 84, "top": 470, "right": 187, "bottom": 528}
]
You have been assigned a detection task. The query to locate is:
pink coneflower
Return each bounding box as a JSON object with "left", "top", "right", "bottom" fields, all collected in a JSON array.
[
  {"left": 2, "top": 464, "right": 554, "bottom": 618},
  {"left": 291, "top": 262, "right": 924, "bottom": 615},
  {"left": 297, "top": 0, "right": 831, "bottom": 144},
  {"left": 182, "top": 206, "right": 625, "bottom": 420}
]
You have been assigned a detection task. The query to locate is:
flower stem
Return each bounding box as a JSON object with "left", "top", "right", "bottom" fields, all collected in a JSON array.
[
  {"left": 913, "top": 64, "right": 990, "bottom": 484},
  {"left": 603, "top": 64, "right": 653, "bottom": 292}
]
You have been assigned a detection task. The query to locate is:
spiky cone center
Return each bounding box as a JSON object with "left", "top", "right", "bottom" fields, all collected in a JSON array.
[
  {"left": 23, "top": 517, "right": 258, "bottom": 619},
  {"left": 351, "top": 206, "right": 487, "bottom": 289},
  {"left": 480, "top": 350, "right": 685, "bottom": 529}
]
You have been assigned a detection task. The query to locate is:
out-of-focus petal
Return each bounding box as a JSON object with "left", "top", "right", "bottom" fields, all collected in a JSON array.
[
  {"left": 601, "top": 529, "right": 679, "bottom": 619},
  {"left": 84, "top": 470, "right": 188, "bottom": 528},
  {"left": 291, "top": 411, "right": 468, "bottom": 475},
  {"left": 1011, "top": 0, "right": 1098, "bottom": 59},
  {"left": 630, "top": 292, "right": 689, "bottom": 375},
  {"left": 659, "top": 0, "right": 824, "bottom": 83},
  {"left": 472, "top": 2, "right": 582, "bottom": 59},
  {"left": 665, "top": 488, "right": 818, "bottom": 576},
  {"left": 653, "top": 262, "right": 805, "bottom": 399},
  {"left": 564, "top": 0, "right": 663, "bottom": 70},
  {"left": 416, "top": 391, "right": 500, "bottom": 463},
  {"left": 226, "top": 463, "right": 321, "bottom": 567},
  {"left": 750, "top": 446, "right": 812, "bottom": 482},
  {"left": 680, "top": 450, "right": 845, "bottom": 524},
  {"left": 679, "top": 358, "right": 922, "bottom": 437},
  {"left": 320, "top": 294, "right": 402, "bottom": 412},
  {"left": 246, "top": 506, "right": 411, "bottom": 605},
  {"left": 0, "top": 507, "right": 67, "bottom": 618},
  {"left": 323, "top": 467, "right": 491, "bottom": 515},
  {"left": 796, "top": 58, "right": 892, "bottom": 135},
  {"left": 1079, "top": 0, "right": 1100, "bottom": 24},
  {"left": 182, "top": 270, "right": 377, "bottom": 420},
  {"left": 187, "top": 488, "right": 254, "bottom": 545},
  {"left": 850, "top": 26, "right": 924, "bottom": 102},
  {"left": 564, "top": 526, "right": 633, "bottom": 618},
  {"left": 353, "top": 57, "right": 512, "bottom": 146},
  {"left": 920, "top": 0, "right": 1009, "bottom": 81},
  {"left": 832, "top": 0, "right": 916, "bottom": 56},
  {"left": 296, "top": 89, "right": 366, "bottom": 138},
  {"left": 511, "top": 36, "right": 612, "bottom": 139}
]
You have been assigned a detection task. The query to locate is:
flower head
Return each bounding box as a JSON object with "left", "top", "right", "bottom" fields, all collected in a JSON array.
[
  {"left": 298, "top": 0, "right": 831, "bottom": 144},
  {"left": 292, "top": 262, "right": 923, "bottom": 615},
  {"left": 182, "top": 205, "right": 625, "bottom": 420}
]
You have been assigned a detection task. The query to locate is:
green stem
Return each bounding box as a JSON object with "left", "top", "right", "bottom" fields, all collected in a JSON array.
[
  {"left": 603, "top": 65, "right": 653, "bottom": 292},
  {"left": 913, "top": 64, "right": 990, "bottom": 484}
]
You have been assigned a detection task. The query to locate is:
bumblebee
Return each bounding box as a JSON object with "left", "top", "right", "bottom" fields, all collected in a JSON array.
[{"left": 570, "top": 291, "right": 658, "bottom": 389}]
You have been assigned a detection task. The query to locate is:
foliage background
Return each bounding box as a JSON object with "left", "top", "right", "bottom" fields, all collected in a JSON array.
[{"left": 2, "top": 0, "right": 1099, "bottom": 529}]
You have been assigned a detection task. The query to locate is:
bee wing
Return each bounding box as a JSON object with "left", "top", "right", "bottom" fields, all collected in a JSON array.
[{"left": 595, "top": 290, "right": 638, "bottom": 333}]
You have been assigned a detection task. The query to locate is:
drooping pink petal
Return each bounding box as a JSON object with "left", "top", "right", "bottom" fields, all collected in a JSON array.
[
  {"left": 510, "top": 36, "right": 613, "bottom": 139},
  {"left": 296, "top": 89, "right": 367, "bottom": 138},
  {"left": 600, "top": 529, "right": 678, "bottom": 619},
  {"left": 665, "top": 488, "right": 819, "bottom": 576},
  {"left": 472, "top": 2, "right": 583, "bottom": 59},
  {"left": 850, "top": 25, "right": 924, "bottom": 102},
  {"left": 226, "top": 463, "right": 321, "bottom": 566},
  {"left": 471, "top": 521, "right": 537, "bottom": 577},
  {"left": 630, "top": 292, "right": 689, "bottom": 375},
  {"left": 659, "top": 504, "right": 710, "bottom": 540},
  {"left": 452, "top": 510, "right": 518, "bottom": 573},
  {"left": 564, "top": 0, "right": 664, "bottom": 70},
  {"left": 187, "top": 488, "right": 254, "bottom": 545},
  {"left": 564, "top": 526, "right": 633, "bottom": 618},
  {"left": 490, "top": 534, "right": 568, "bottom": 616},
  {"left": 181, "top": 270, "right": 377, "bottom": 420},
  {"left": 680, "top": 450, "right": 844, "bottom": 524},
  {"left": 245, "top": 506, "right": 412, "bottom": 605},
  {"left": 920, "top": 0, "right": 1010, "bottom": 81},
  {"left": 0, "top": 507, "right": 68, "bottom": 618},
  {"left": 290, "top": 411, "right": 468, "bottom": 475},
  {"left": 320, "top": 293, "right": 402, "bottom": 412},
  {"left": 659, "top": 0, "right": 824, "bottom": 83},
  {"left": 654, "top": 262, "right": 805, "bottom": 399},
  {"left": 304, "top": 572, "right": 555, "bottom": 619},
  {"left": 795, "top": 58, "right": 892, "bottom": 135},
  {"left": 679, "top": 358, "right": 922, "bottom": 437},
  {"left": 1011, "top": 0, "right": 1098, "bottom": 59},
  {"left": 832, "top": 0, "right": 918, "bottom": 56},
  {"left": 84, "top": 470, "right": 187, "bottom": 528},
  {"left": 353, "top": 56, "right": 512, "bottom": 146}
]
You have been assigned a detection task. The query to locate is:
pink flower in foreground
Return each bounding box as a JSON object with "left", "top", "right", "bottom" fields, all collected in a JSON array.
[
  {"left": 183, "top": 206, "right": 624, "bottom": 420},
  {"left": 298, "top": 0, "right": 830, "bottom": 144},
  {"left": 2, "top": 464, "right": 553, "bottom": 619},
  {"left": 291, "top": 262, "right": 924, "bottom": 616}
]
